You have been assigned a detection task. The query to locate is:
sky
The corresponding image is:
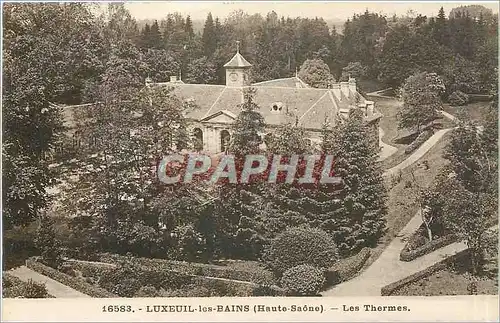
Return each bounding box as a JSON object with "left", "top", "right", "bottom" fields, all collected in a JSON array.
[{"left": 124, "top": 1, "right": 499, "bottom": 21}]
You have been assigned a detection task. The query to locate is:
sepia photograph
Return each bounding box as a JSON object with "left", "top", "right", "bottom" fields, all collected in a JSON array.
[{"left": 1, "top": 1, "right": 499, "bottom": 321}]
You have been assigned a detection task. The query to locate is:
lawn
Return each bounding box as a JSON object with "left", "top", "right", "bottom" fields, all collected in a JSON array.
[
  {"left": 362, "top": 131, "right": 452, "bottom": 270},
  {"left": 391, "top": 256, "right": 498, "bottom": 296},
  {"left": 442, "top": 101, "right": 493, "bottom": 125}
]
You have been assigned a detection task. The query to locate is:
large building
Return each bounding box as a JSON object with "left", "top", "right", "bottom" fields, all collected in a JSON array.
[
  {"left": 148, "top": 47, "right": 382, "bottom": 153},
  {"left": 57, "top": 47, "right": 382, "bottom": 156}
]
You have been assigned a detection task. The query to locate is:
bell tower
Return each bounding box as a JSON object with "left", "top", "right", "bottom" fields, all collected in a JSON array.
[{"left": 224, "top": 41, "right": 252, "bottom": 87}]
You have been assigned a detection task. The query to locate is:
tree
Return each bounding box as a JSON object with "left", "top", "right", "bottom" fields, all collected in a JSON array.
[
  {"left": 229, "top": 88, "right": 266, "bottom": 155},
  {"left": 201, "top": 13, "right": 217, "bottom": 57},
  {"left": 2, "top": 3, "right": 103, "bottom": 228},
  {"left": 326, "top": 109, "right": 387, "bottom": 255},
  {"left": 340, "top": 10, "right": 387, "bottom": 77},
  {"left": 398, "top": 72, "right": 444, "bottom": 132},
  {"left": 185, "top": 56, "right": 217, "bottom": 84},
  {"left": 340, "top": 61, "right": 368, "bottom": 82},
  {"left": 298, "top": 58, "right": 335, "bottom": 88},
  {"left": 438, "top": 176, "right": 495, "bottom": 275},
  {"left": 444, "top": 119, "right": 495, "bottom": 193}
]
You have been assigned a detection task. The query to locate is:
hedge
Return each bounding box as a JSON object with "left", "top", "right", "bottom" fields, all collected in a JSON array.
[
  {"left": 99, "top": 253, "right": 276, "bottom": 285},
  {"left": 404, "top": 130, "right": 433, "bottom": 155},
  {"left": 326, "top": 247, "right": 371, "bottom": 286},
  {"left": 401, "top": 219, "right": 498, "bottom": 262},
  {"left": 26, "top": 257, "right": 117, "bottom": 298},
  {"left": 381, "top": 249, "right": 470, "bottom": 296},
  {"left": 67, "top": 257, "right": 284, "bottom": 297},
  {"left": 400, "top": 233, "right": 458, "bottom": 262},
  {"left": 2, "top": 273, "right": 55, "bottom": 298}
]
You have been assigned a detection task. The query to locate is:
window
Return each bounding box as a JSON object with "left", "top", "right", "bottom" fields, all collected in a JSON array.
[
  {"left": 193, "top": 128, "right": 203, "bottom": 151},
  {"left": 220, "top": 130, "right": 231, "bottom": 152},
  {"left": 271, "top": 102, "right": 284, "bottom": 113}
]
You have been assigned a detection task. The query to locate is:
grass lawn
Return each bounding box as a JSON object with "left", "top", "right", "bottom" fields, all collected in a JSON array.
[
  {"left": 391, "top": 255, "right": 498, "bottom": 296},
  {"left": 442, "top": 101, "right": 493, "bottom": 125},
  {"left": 362, "top": 131, "right": 452, "bottom": 270}
]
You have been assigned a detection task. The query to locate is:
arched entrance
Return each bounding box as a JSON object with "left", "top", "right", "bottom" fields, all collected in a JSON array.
[
  {"left": 220, "top": 130, "right": 231, "bottom": 152},
  {"left": 193, "top": 128, "right": 203, "bottom": 151}
]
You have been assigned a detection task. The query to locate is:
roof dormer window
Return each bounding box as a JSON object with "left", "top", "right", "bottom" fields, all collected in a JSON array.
[{"left": 271, "top": 102, "right": 284, "bottom": 113}]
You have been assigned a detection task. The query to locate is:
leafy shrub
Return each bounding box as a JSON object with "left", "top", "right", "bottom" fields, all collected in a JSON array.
[
  {"left": 170, "top": 224, "right": 207, "bottom": 261},
  {"left": 22, "top": 279, "right": 49, "bottom": 298},
  {"left": 99, "top": 253, "right": 276, "bottom": 285},
  {"left": 405, "top": 130, "right": 433, "bottom": 154},
  {"left": 263, "top": 227, "right": 338, "bottom": 276},
  {"left": 35, "top": 216, "right": 62, "bottom": 268},
  {"left": 280, "top": 265, "right": 325, "bottom": 296},
  {"left": 326, "top": 247, "right": 371, "bottom": 285},
  {"left": 134, "top": 285, "right": 161, "bottom": 297},
  {"left": 2, "top": 275, "right": 50, "bottom": 298},
  {"left": 448, "top": 90, "right": 469, "bottom": 106}
]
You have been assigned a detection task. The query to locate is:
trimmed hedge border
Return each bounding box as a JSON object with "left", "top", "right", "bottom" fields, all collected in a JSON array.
[
  {"left": 99, "top": 253, "right": 276, "bottom": 285},
  {"left": 26, "top": 257, "right": 118, "bottom": 298},
  {"left": 381, "top": 249, "right": 470, "bottom": 296},
  {"left": 401, "top": 219, "right": 498, "bottom": 262},
  {"left": 66, "top": 258, "right": 285, "bottom": 297},
  {"left": 400, "top": 233, "right": 458, "bottom": 262},
  {"left": 404, "top": 130, "right": 433, "bottom": 155},
  {"left": 326, "top": 248, "right": 371, "bottom": 286}
]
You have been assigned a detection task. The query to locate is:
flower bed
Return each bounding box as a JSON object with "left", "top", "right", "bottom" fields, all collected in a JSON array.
[
  {"left": 25, "top": 258, "right": 117, "bottom": 298},
  {"left": 326, "top": 247, "right": 371, "bottom": 286},
  {"left": 99, "top": 253, "right": 277, "bottom": 285},
  {"left": 63, "top": 257, "right": 284, "bottom": 297},
  {"left": 400, "top": 224, "right": 458, "bottom": 262},
  {"left": 2, "top": 272, "right": 55, "bottom": 298},
  {"left": 404, "top": 130, "right": 433, "bottom": 154}
]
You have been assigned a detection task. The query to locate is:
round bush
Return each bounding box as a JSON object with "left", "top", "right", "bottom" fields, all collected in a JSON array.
[
  {"left": 281, "top": 265, "right": 325, "bottom": 296},
  {"left": 448, "top": 90, "right": 469, "bottom": 106},
  {"left": 264, "top": 227, "right": 338, "bottom": 275}
]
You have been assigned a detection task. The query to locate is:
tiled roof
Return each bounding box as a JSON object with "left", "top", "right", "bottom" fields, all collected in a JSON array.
[
  {"left": 54, "top": 80, "right": 379, "bottom": 132},
  {"left": 223, "top": 52, "right": 252, "bottom": 68},
  {"left": 252, "top": 76, "right": 309, "bottom": 88},
  {"left": 163, "top": 83, "right": 356, "bottom": 129}
]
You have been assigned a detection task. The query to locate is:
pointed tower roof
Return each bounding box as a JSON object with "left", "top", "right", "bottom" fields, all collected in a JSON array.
[
  {"left": 224, "top": 40, "right": 252, "bottom": 68},
  {"left": 224, "top": 52, "right": 252, "bottom": 68}
]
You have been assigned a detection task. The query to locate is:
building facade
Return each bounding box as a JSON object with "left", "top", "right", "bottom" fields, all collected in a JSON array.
[{"left": 148, "top": 48, "right": 382, "bottom": 154}]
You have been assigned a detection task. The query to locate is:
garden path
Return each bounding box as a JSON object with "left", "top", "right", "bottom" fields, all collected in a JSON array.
[
  {"left": 8, "top": 266, "right": 90, "bottom": 298},
  {"left": 382, "top": 128, "right": 451, "bottom": 178},
  {"left": 322, "top": 210, "right": 471, "bottom": 296},
  {"left": 377, "top": 127, "right": 398, "bottom": 162}
]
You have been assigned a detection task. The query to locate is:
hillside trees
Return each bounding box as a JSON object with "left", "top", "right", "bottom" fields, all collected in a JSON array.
[
  {"left": 324, "top": 109, "right": 387, "bottom": 255},
  {"left": 2, "top": 3, "right": 103, "bottom": 228},
  {"left": 298, "top": 58, "right": 336, "bottom": 88},
  {"left": 398, "top": 72, "right": 444, "bottom": 132}
]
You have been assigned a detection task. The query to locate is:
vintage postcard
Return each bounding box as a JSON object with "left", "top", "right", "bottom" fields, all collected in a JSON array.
[{"left": 1, "top": 1, "right": 499, "bottom": 322}]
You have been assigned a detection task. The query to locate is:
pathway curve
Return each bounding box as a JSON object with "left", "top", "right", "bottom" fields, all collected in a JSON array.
[
  {"left": 378, "top": 127, "right": 398, "bottom": 161},
  {"left": 366, "top": 88, "right": 394, "bottom": 99},
  {"left": 8, "top": 266, "right": 90, "bottom": 298},
  {"left": 382, "top": 128, "right": 451, "bottom": 178},
  {"left": 322, "top": 210, "right": 492, "bottom": 296}
]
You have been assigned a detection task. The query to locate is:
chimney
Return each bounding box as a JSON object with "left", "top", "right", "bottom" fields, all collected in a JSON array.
[
  {"left": 340, "top": 82, "right": 350, "bottom": 98},
  {"left": 331, "top": 83, "right": 341, "bottom": 100},
  {"left": 170, "top": 76, "right": 177, "bottom": 82},
  {"left": 365, "top": 100, "right": 374, "bottom": 116},
  {"left": 349, "top": 77, "right": 357, "bottom": 94}
]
